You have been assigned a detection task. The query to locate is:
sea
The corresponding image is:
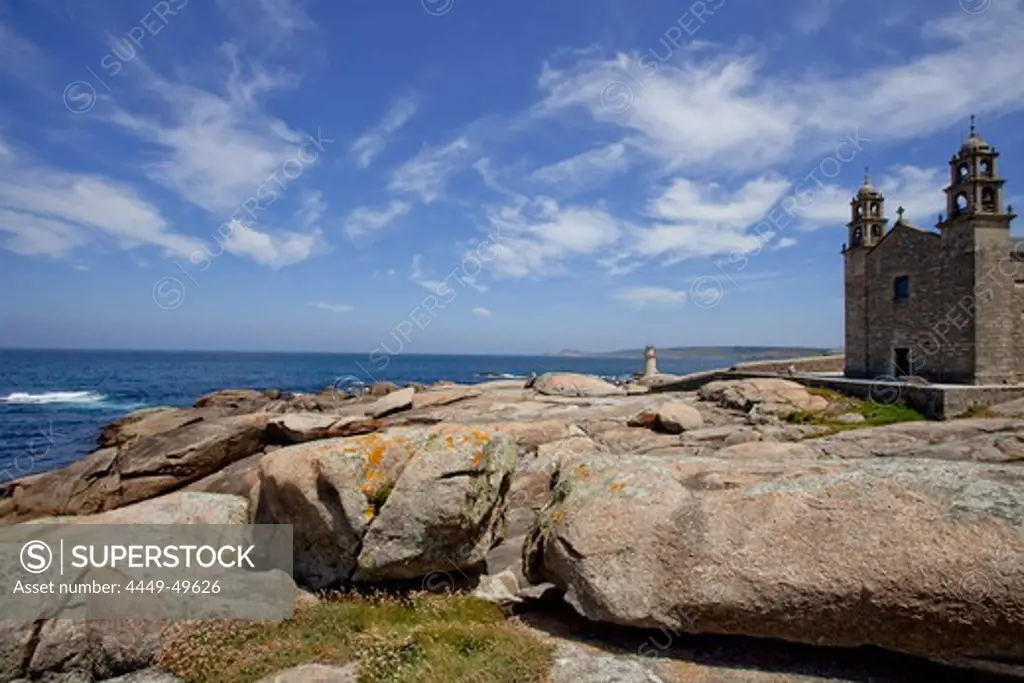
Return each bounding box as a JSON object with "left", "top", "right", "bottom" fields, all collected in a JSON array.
[{"left": 0, "top": 349, "right": 730, "bottom": 482}]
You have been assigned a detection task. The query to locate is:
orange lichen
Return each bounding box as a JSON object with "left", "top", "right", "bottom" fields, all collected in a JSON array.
[
  {"left": 608, "top": 481, "right": 626, "bottom": 493},
  {"left": 573, "top": 464, "right": 591, "bottom": 480}
]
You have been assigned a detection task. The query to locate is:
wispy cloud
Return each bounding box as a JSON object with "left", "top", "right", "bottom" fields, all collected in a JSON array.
[
  {"left": 107, "top": 46, "right": 308, "bottom": 215},
  {"left": 0, "top": 136, "right": 202, "bottom": 260},
  {"left": 531, "top": 141, "right": 630, "bottom": 193},
  {"left": 309, "top": 301, "right": 354, "bottom": 313},
  {"left": 389, "top": 137, "right": 472, "bottom": 203},
  {"left": 472, "top": 307, "right": 493, "bottom": 317},
  {"left": 474, "top": 195, "right": 622, "bottom": 278},
  {"left": 344, "top": 200, "right": 412, "bottom": 238},
  {"left": 613, "top": 286, "right": 687, "bottom": 308},
  {"left": 351, "top": 95, "right": 419, "bottom": 169},
  {"left": 537, "top": 5, "right": 1024, "bottom": 172},
  {"left": 220, "top": 218, "right": 323, "bottom": 269}
]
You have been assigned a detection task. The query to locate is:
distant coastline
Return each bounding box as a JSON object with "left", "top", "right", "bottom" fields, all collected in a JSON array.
[{"left": 549, "top": 346, "right": 841, "bottom": 360}]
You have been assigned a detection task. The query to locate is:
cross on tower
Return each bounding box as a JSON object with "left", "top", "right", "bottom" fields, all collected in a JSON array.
[
  {"left": 970, "top": 114, "right": 977, "bottom": 135},
  {"left": 896, "top": 206, "right": 906, "bottom": 222},
  {"left": 864, "top": 166, "right": 870, "bottom": 184}
]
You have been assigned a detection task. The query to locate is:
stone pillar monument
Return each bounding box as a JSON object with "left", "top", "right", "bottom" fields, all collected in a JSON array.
[{"left": 643, "top": 345, "right": 658, "bottom": 378}]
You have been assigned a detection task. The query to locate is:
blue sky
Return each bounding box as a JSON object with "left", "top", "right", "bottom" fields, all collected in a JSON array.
[{"left": 1, "top": 0, "right": 1023, "bottom": 354}]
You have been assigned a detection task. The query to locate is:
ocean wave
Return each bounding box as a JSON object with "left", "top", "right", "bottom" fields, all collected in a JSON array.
[
  {"left": 476, "top": 372, "right": 528, "bottom": 380},
  {"left": 1, "top": 391, "right": 108, "bottom": 405}
]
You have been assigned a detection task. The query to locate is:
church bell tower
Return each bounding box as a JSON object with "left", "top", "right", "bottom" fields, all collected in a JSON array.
[{"left": 843, "top": 168, "right": 884, "bottom": 378}]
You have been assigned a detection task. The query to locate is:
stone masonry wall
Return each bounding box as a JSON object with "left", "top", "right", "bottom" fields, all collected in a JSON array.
[{"left": 862, "top": 225, "right": 963, "bottom": 381}]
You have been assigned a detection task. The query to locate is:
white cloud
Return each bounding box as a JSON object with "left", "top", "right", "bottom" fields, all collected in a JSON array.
[
  {"left": 295, "top": 190, "right": 326, "bottom": 229},
  {"left": 409, "top": 253, "right": 487, "bottom": 293},
  {"left": 877, "top": 165, "right": 946, "bottom": 227},
  {"left": 613, "top": 286, "right": 687, "bottom": 308},
  {"left": 310, "top": 301, "right": 354, "bottom": 313},
  {"left": 389, "top": 137, "right": 472, "bottom": 203},
  {"left": 219, "top": 218, "right": 323, "bottom": 269},
  {"left": 0, "top": 139, "right": 202, "bottom": 260},
  {"left": 351, "top": 96, "right": 419, "bottom": 168},
  {"left": 409, "top": 253, "right": 443, "bottom": 291},
  {"left": 629, "top": 175, "right": 790, "bottom": 264},
  {"left": 537, "top": 53, "right": 799, "bottom": 172},
  {"left": 780, "top": 164, "right": 946, "bottom": 230},
  {"left": 107, "top": 46, "right": 310, "bottom": 216},
  {"left": 532, "top": 141, "right": 629, "bottom": 190},
  {"left": 480, "top": 195, "right": 623, "bottom": 278},
  {"left": 472, "top": 307, "right": 492, "bottom": 317},
  {"left": 537, "top": 4, "right": 1024, "bottom": 171},
  {"left": 345, "top": 200, "right": 412, "bottom": 238},
  {"left": 215, "top": 0, "right": 316, "bottom": 46}
]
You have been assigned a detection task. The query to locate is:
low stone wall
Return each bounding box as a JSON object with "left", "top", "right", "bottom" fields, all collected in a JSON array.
[
  {"left": 730, "top": 354, "right": 846, "bottom": 374},
  {"left": 724, "top": 372, "right": 1024, "bottom": 420},
  {"left": 652, "top": 367, "right": 1024, "bottom": 419}
]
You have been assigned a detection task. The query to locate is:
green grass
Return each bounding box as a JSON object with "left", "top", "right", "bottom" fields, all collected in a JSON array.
[
  {"left": 156, "top": 593, "right": 553, "bottom": 683},
  {"left": 788, "top": 387, "right": 925, "bottom": 434}
]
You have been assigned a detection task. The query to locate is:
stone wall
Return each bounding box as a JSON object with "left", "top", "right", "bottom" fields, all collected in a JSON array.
[
  {"left": 844, "top": 250, "right": 868, "bottom": 377},
  {"left": 848, "top": 212, "right": 1021, "bottom": 385},
  {"left": 861, "top": 225, "right": 966, "bottom": 381},
  {"left": 731, "top": 355, "right": 845, "bottom": 374}
]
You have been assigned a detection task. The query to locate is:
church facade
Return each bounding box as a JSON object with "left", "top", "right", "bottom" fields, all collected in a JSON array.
[{"left": 843, "top": 120, "right": 1020, "bottom": 385}]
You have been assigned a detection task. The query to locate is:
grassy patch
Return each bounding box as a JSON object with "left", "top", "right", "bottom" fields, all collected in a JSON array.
[
  {"left": 156, "top": 593, "right": 553, "bottom": 683},
  {"left": 789, "top": 388, "right": 925, "bottom": 434},
  {"left": 960, "top": 404, "right": 996, "bottom": 419}
]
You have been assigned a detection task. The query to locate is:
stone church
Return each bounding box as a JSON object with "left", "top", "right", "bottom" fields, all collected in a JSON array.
[{"left": 843, "top": 119, "right": 1020, "bottom": 384}]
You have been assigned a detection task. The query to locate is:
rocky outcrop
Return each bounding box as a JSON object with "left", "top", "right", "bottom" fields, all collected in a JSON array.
[
  {"left": 0, "top": 414, "right": 267, "bottom": 524},
  {"left": 628, "top": 403, "right": 704, "bottom": 434},
  {"left": 369, "top": 381, "right": 399, "bottom": 397},
  {"left": 370, "top": 387, "right": 415, "bottom": 418},
  {"left": 0, "top": 492, "right": 257, "bottom": 683},
  {"left": 193, "top": 388, "right": 285, "bottom": 414},
  {"left": 251, "top": 427, "right": 517, "bottom": 589},
  {"left": 532, "top": 373, "right": 626, "bottom": 398},
  {"left": 699, "top": 378, "right": 829, "bottom": 419},
  {"left": 411, "top": 388, "right": 483, "bottom": 410},
  {"left": 98, "top": 407, "right": 197, "bottom": 448},
  {"left": 810, "top": 418, "right": 1024, "bottom": 464},
  {"left": 713, "top": 439, "right": 819, "bottom": 460},
  {"left": 525, "top": 452, "right": 1024, "bottom": 665},
  {"left": 266, "top": 414, "right": 382, "bottom": 444},
  {"left": 40, "top": 490, "right": 249, "bottom": 525},
  {"left": 354, "top": 427, "right": 517, "bottom": 581}
]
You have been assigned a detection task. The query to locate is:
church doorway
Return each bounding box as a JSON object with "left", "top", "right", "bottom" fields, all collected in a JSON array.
[{"left": 894, "top": 348, "right": 911, "bottom": 377}]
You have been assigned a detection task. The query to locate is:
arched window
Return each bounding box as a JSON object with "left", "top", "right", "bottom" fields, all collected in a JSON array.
[
  {"left": 980, "top": 159, "right": 992, "bottom": 177},
  {"left": 959, "top": 164, "right": 970, "bottom": 181},
  {"left": 872, "top": 224, "right": 882, "bottom": 238},
  {"left": 852, "top": 227, "right": 862, "bottom": 247},
  {"left": 856, "top": 205, "right": 864, "bottom": 217},
  {"left": 955, "top": 193, "right": 969, "bottom": 214},
  {"left": 871, "top": 203, "right": 880, "bottom": 216},
  {"left": 982, "top": 188, "right": 996, "bottom": 212}
]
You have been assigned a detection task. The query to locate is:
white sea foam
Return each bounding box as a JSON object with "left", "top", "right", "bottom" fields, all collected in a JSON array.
[{"left": 1, "top": 391, "right": 107, "bottom": 405}]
